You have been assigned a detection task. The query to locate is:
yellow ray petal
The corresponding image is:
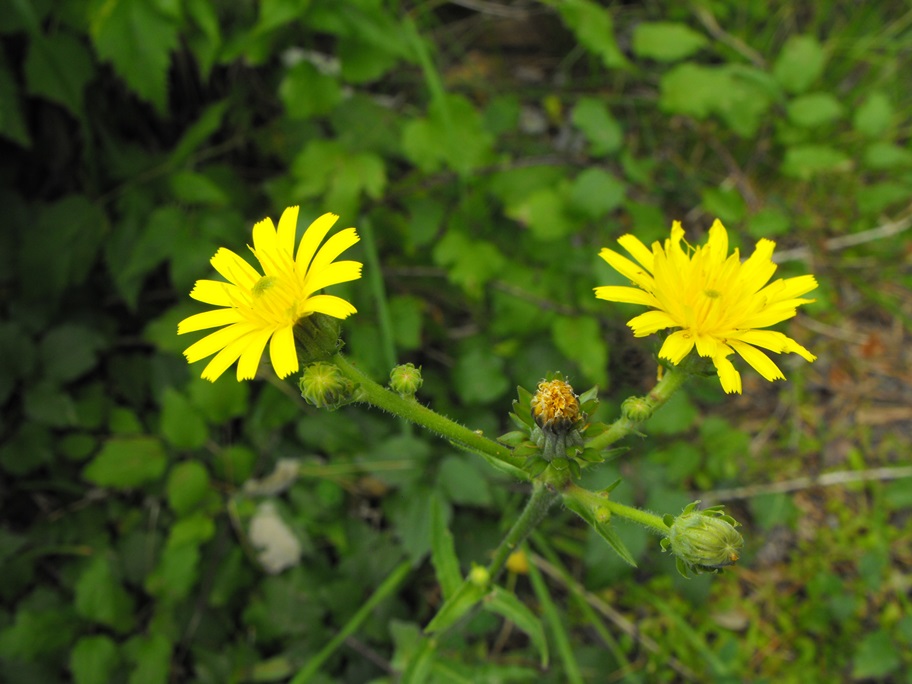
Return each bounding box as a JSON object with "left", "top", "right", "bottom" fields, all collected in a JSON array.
[
  {"left": 598, "top": 248, "right": 654, "bottom": 290},
  {"left": 268, "top": 326, "right": 298, "bottom": 378},
  {"left": 627, "top": 310, "right": 677, "bottom": 336},
  {"left": 276, "top": 206, "right": 299, "bottom": 257},
  {"left": 178, "top": 308, "right": 243, "bottom": 334},
  {"left": 308, "top": 228, "right": 360, "bottom": 274},
  {"left": 712, "top": 355, "right": 742, "bottom": 394},
  {"left": 301, "top": 294, "right": 357, "bottom": 319},
  {"left": 236, "top": 328, "right": 273, "bottom": 381},
  {"left": 183, "top": 323, "right": 255, "bottom": 363},
  {"left": 201, "top": 332, "right": 258, "bottom": 382},
  {"left": 593, "top": 285, "right": 658, "bottom": 306},
  {"left": 190, "top": 279, "right": 240, "bottom": 306},
  {"left": 658, "top": 331, "right": 695, "bottom": 364},
  {"left": 295, "top": 213, "right": 338, "bottom": 272},
  {"left": 706, "top": 219, "right": 729, "bottom": 264},
  {"left": 252, "top": 216, "right": 278, "bottom": 257},
  {"left": 211, "top": 248, "right": 260, "bottom": 289},
  {"left": 729, "top": 340, "right": 785, "bottom": 382},
  {"left": 617, "top": 234, "right": 654, "bottom": 270},
  {"left": 304, "top": 261, "right": 363, "bottom": 295}
]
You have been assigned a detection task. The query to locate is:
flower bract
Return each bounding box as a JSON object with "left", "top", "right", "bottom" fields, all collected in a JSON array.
[
  {"left": 178, "top": 207, "right": 361, "bottom": 382},
  {"left": 595, "top": 220, "right": 816, "bottom": 394}
]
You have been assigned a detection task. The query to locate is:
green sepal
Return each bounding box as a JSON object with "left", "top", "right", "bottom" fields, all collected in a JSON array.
[
  {"left": 524, "top": 457, "right": 549, "bottom": 478},
  {"left": 576, "top": 448, "right": 603, "bottom": 463},
  {"left": 584, "top": 422, "right": 609, "bottom": 438},
  {"left": 599, "top": 447, "right": 629, "bottom": 463},
  {"left": 578, "top": 386, "right": 599, "bottom": 404},
  {"left": 497, "top": 430, "right": 528, "bottom": 447},
  {"left": 567, "top": 459, "right": 581, "bottom": 480},
  {"left": 513, "top": 442, "right": 539, "bottom": 459},
  {"left": 550, "top": 457, "right": 569, "bottom": 472},
  {"left": 509, "top": 411, "right": 532, "bottom": 431},
  {"left": 600, "top": 479, "right": 623, "bottom": 495}
]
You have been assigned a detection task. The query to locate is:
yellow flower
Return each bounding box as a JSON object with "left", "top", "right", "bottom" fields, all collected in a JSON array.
[
  {"left": 178, "top": 207, "right": 361, "bottom": 382},
  {"left": 595, "top": 220, "right": 816, "bottom": 394}
]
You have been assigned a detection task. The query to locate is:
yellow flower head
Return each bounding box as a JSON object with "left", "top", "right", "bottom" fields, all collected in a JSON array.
[
  {"left": 178, "top": 207, "right": 362, "bottom": 382},
  {"left": 595, "top": 220, "right": 817, "bottom": 394}
]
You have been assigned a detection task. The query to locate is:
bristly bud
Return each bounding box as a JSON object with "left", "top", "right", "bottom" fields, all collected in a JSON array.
[
  {"left": 292, "top": 313, "right": 344, "bottom": 364},
  {"left": 531, "top": 378, "right": 582, "bottom": 433},
  {"left": 661, "top": 501, "right": 744, "bottom": 578},
  {"left": 389, "top": 363, "right": 423, "bottom": 397},
  {"left": 530, "top": 377, "right": 586, "bottom": 464},
  {"left": 468, "top": 564, "right": 490, "bottom": 588},
  {"left": 299, "top": 361, "right": 356, "bottom": 410},
  {"left": 621, "top": 395, "right": 653, "bottom": 423}
]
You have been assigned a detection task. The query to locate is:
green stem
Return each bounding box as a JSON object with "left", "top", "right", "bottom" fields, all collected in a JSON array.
[
  {"left": 487, "top": 483, "right": 559, "bottom": 581},
  {"left": 587, "top": 364, "right": 690, "bottom": 452},
  {"left": 564, "top": 483, "right": 668, "bottom": 536},
  {"left": 331, "top": 353, "right": 526, "bottom": 473}
]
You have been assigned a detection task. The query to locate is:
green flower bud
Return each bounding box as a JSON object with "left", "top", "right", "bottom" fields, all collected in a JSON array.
[
  {"left": 299, "top": 361, "right": 356, "bottom": 410},
  {"left": 621, "top": 396, "right": 653, "bottom": 422},
  {"left": 662, "top": 502, "right": 743, "bottom": 577},
  {"left": 292, "top": 313, "right": 344, "bottom": 364},
  {"left": 468, "top": 564, "right": 490, "bottom": 588},
  {"left": 389, "top": 363, "right": 423, "bottom": 396}
]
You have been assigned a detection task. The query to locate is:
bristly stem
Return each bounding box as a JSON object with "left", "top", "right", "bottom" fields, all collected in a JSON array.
[
  {"left": 487, "top": 483, "right": 559, "bottom": 581},
  {"left": 587, "top": 364, "right": 690, "bottom": 453},
  {"left": 331, "top": 353, "right": 528, "bottom": 476}
]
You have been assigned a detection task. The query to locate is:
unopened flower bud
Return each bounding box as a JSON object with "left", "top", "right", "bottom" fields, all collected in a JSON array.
[
  {"left": 468, "top": 564, "right": 490, "bottom": 587},
  {"left": 621, "top": 396, "right": 653, "bottom": 422},
  {"left": 505, "top": 549, "right": 529, "bottom": 575},
  {"left": 299, "top": 362, "right": 355, "bottom": 410},
  {"left": 662, "top": 503, "right": 743, "bottom": 577},
  {"left": 389, "top": 363, "right": 423, "bottom": 396},
  {"left": 292, "top": 313, "right": 343, "bottom": 363}
]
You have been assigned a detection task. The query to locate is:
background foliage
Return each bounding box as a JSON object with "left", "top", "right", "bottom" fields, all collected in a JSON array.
[{"left": 2, "top": 1, "right": 912, "bottom": 682}]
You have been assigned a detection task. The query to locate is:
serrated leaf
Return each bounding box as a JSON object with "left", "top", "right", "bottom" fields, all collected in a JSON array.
[
  {"left": 90, "top": 0, "right": 179, "bottom": 113},
  {"left": 632, "top": 22, "right": 708, "bottom": 62},
  {"left": 70, "top": 635, "right": 121, "bottom": 684},
  {"left": 75, "top": 555, "right": 136, "bottom": 633},
  {"left": 430, "top": 495, "right": 461, "bottom": 600},
  {"left": 781, "top": 144, "right": 852, "bottom": 179},
  {"left": 40, "top": 324, "right": 106, "bottom": 383},
  {"left": 166, "top": 461, "right": 211, "bottom": 516},
  {"left": 485, "top": 587, "right": 549, "bottom": 667},
  {"left": 25, "top": 31, "right": 94, "bottom": 118},
  {"left": 773, "top": 34, "right": 825, "bottom": 94},
  {"left": 571, "top": 99, "right": 623, "bottom": 156},
  {"left": 124, "top": 632, "right": 172, "bottom": 684},
  {"left": 280, "top": 60, "right": 341, "bottom": 119},
  {"left": 402, "top": 94, "right": 494, "bottom": 176},
  {"left": 160, "top": 388, "right": 209, "bottom": 449},
  {"left": 83, "top": 436, "right": 168, "bottom": 489}
]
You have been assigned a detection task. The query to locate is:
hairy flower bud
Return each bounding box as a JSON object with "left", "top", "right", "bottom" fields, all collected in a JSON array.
[
  {"left": 621, "top": 395, "right": 653, "bottom": 422},
  {"left": 662, "top": 502, "right": 743, "bottom": 577},
  {"left": 299, "top": 361, "right": 355, "bottom": 410},
  {"left": 389, "top": 363, "right": 423, "bottom": 396}
]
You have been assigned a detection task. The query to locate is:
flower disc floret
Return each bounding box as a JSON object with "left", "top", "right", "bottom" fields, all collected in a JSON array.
[
  {"left": 178, "top": 207, "right": 362, "bottom": 382},
  {"left": 595, "top": 220, "right": 817, "bottom": 394}
]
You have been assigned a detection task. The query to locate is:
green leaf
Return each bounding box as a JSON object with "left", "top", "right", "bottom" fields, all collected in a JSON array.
[
  {"left": 569, "top": 168, "right": 625, "bottom": 219},
  {"left": 401, "top": 94, "right": 493, "bottom": 176},
  {"left": 169, "top": 169, "right": 230, "bottom": 206},
  {"left": 70, "top": 636, "right": 121, "bottom": 684},
  {"left": 185, "top": 0, "right": 221, "bottom": 77},
  {"left": 0, "top": 51, "right": 31, "bottom": 146},
  {"left": 571, "top": 98, "right": 623, "bottom": 156},
  {"left": 400, "top": 633, "right": 437, "bottom": 684},
  {"left": 40, "top": 324, "right": 106, "bottom": 383},
  {"left": 25, "top": 31, "right": 94, "bottom": 117},
  {"left": 563, "top": 496, "right": 637, "bottom": 567},
  {"left": 424, "top": 576, "right": 489, "bottom": 633},
  {"left": 438, "top": 456, "right": 493, "bottom": 507},
  {"left": 89, "top": 0, "right": 179, "bottom": 113},
  {"left": 863, "top": 142, "right": 912, "bottom": 170},
  {"left": 290, "top": 140, "right": 387, "bottom": 216},
  {"left": 24, "top": 380, "right": 78, "bottom": 427},
  {"left": 124, "top": 632, "right": 172, "bottom": 684},
  {"left": 556, "top": 0, "right": 627, "bottom": 69},
  {"left": 212, "top": 444, "right": 256, "bottom": 485},
  {"left": 851, "top": 629, "right": 900, "bottom": 679},
  {"left": 0, "top": 322, "right": 35, "bottom": 404},
  {"left": 856, "top": 182, "right": 912, "bottom": 215},
  {"left": 747, "top": 207, "right": 790, "bottom": 239},
  {"left": 0, "top": 423, "right": 53, "bottom": 475},
  {"left": 83, "top": 436, "right": 168, "bottom": 489},
  {"left": 166, "top": 100, "right": 230, "bottom": 168},
  {"left": 853, "top": 91, "right": 893, "bottom": 138},
  {"left": 485, "top": 587, "right": 549, "bottom": 667},
  {"left": 505, "top": 187, "right": 575, "bottom": 241},
  {"left": 166, "top": 461, "right": 211, "bottom": 516},
  {"left": 0, "top": 603, "right": 79, "bottom": 659},
  {"left": 453, "top": 344, "right": 509, "bottom": 405},
  {"left": 160, "top": 387, "right": 209, "bottom": 449},
  {"left": 659, "top": 62, "right": 725, "bottom": 118},
  {"left": 701, "top": 187, "right": 746, "bottom": 224},
  {"left": 781, "top": 144, "right": 852, "bottom": 180},
  {"left": 20, "top": 195, "right": 106, "bottom": 308},
  {"left": 430, "top": 495, "right": 461, "bottom": 600},
  {"left": 632, "top": 22, "right": 708, "bottom": 62},
  {"left": 787, "top": 92, "right": 844, "bottom": 127},
  {"left": 773, "top": 34, "right": 826, "bottom": 94},
  {"left": 280, "top": 61, "right": 341, "bottom": 119},
  {"left": 187, "top": 374, "right": 249, "bottom": 423},
  {"left": 75, "top": 555, "right": 136, "bottom": 633}
]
